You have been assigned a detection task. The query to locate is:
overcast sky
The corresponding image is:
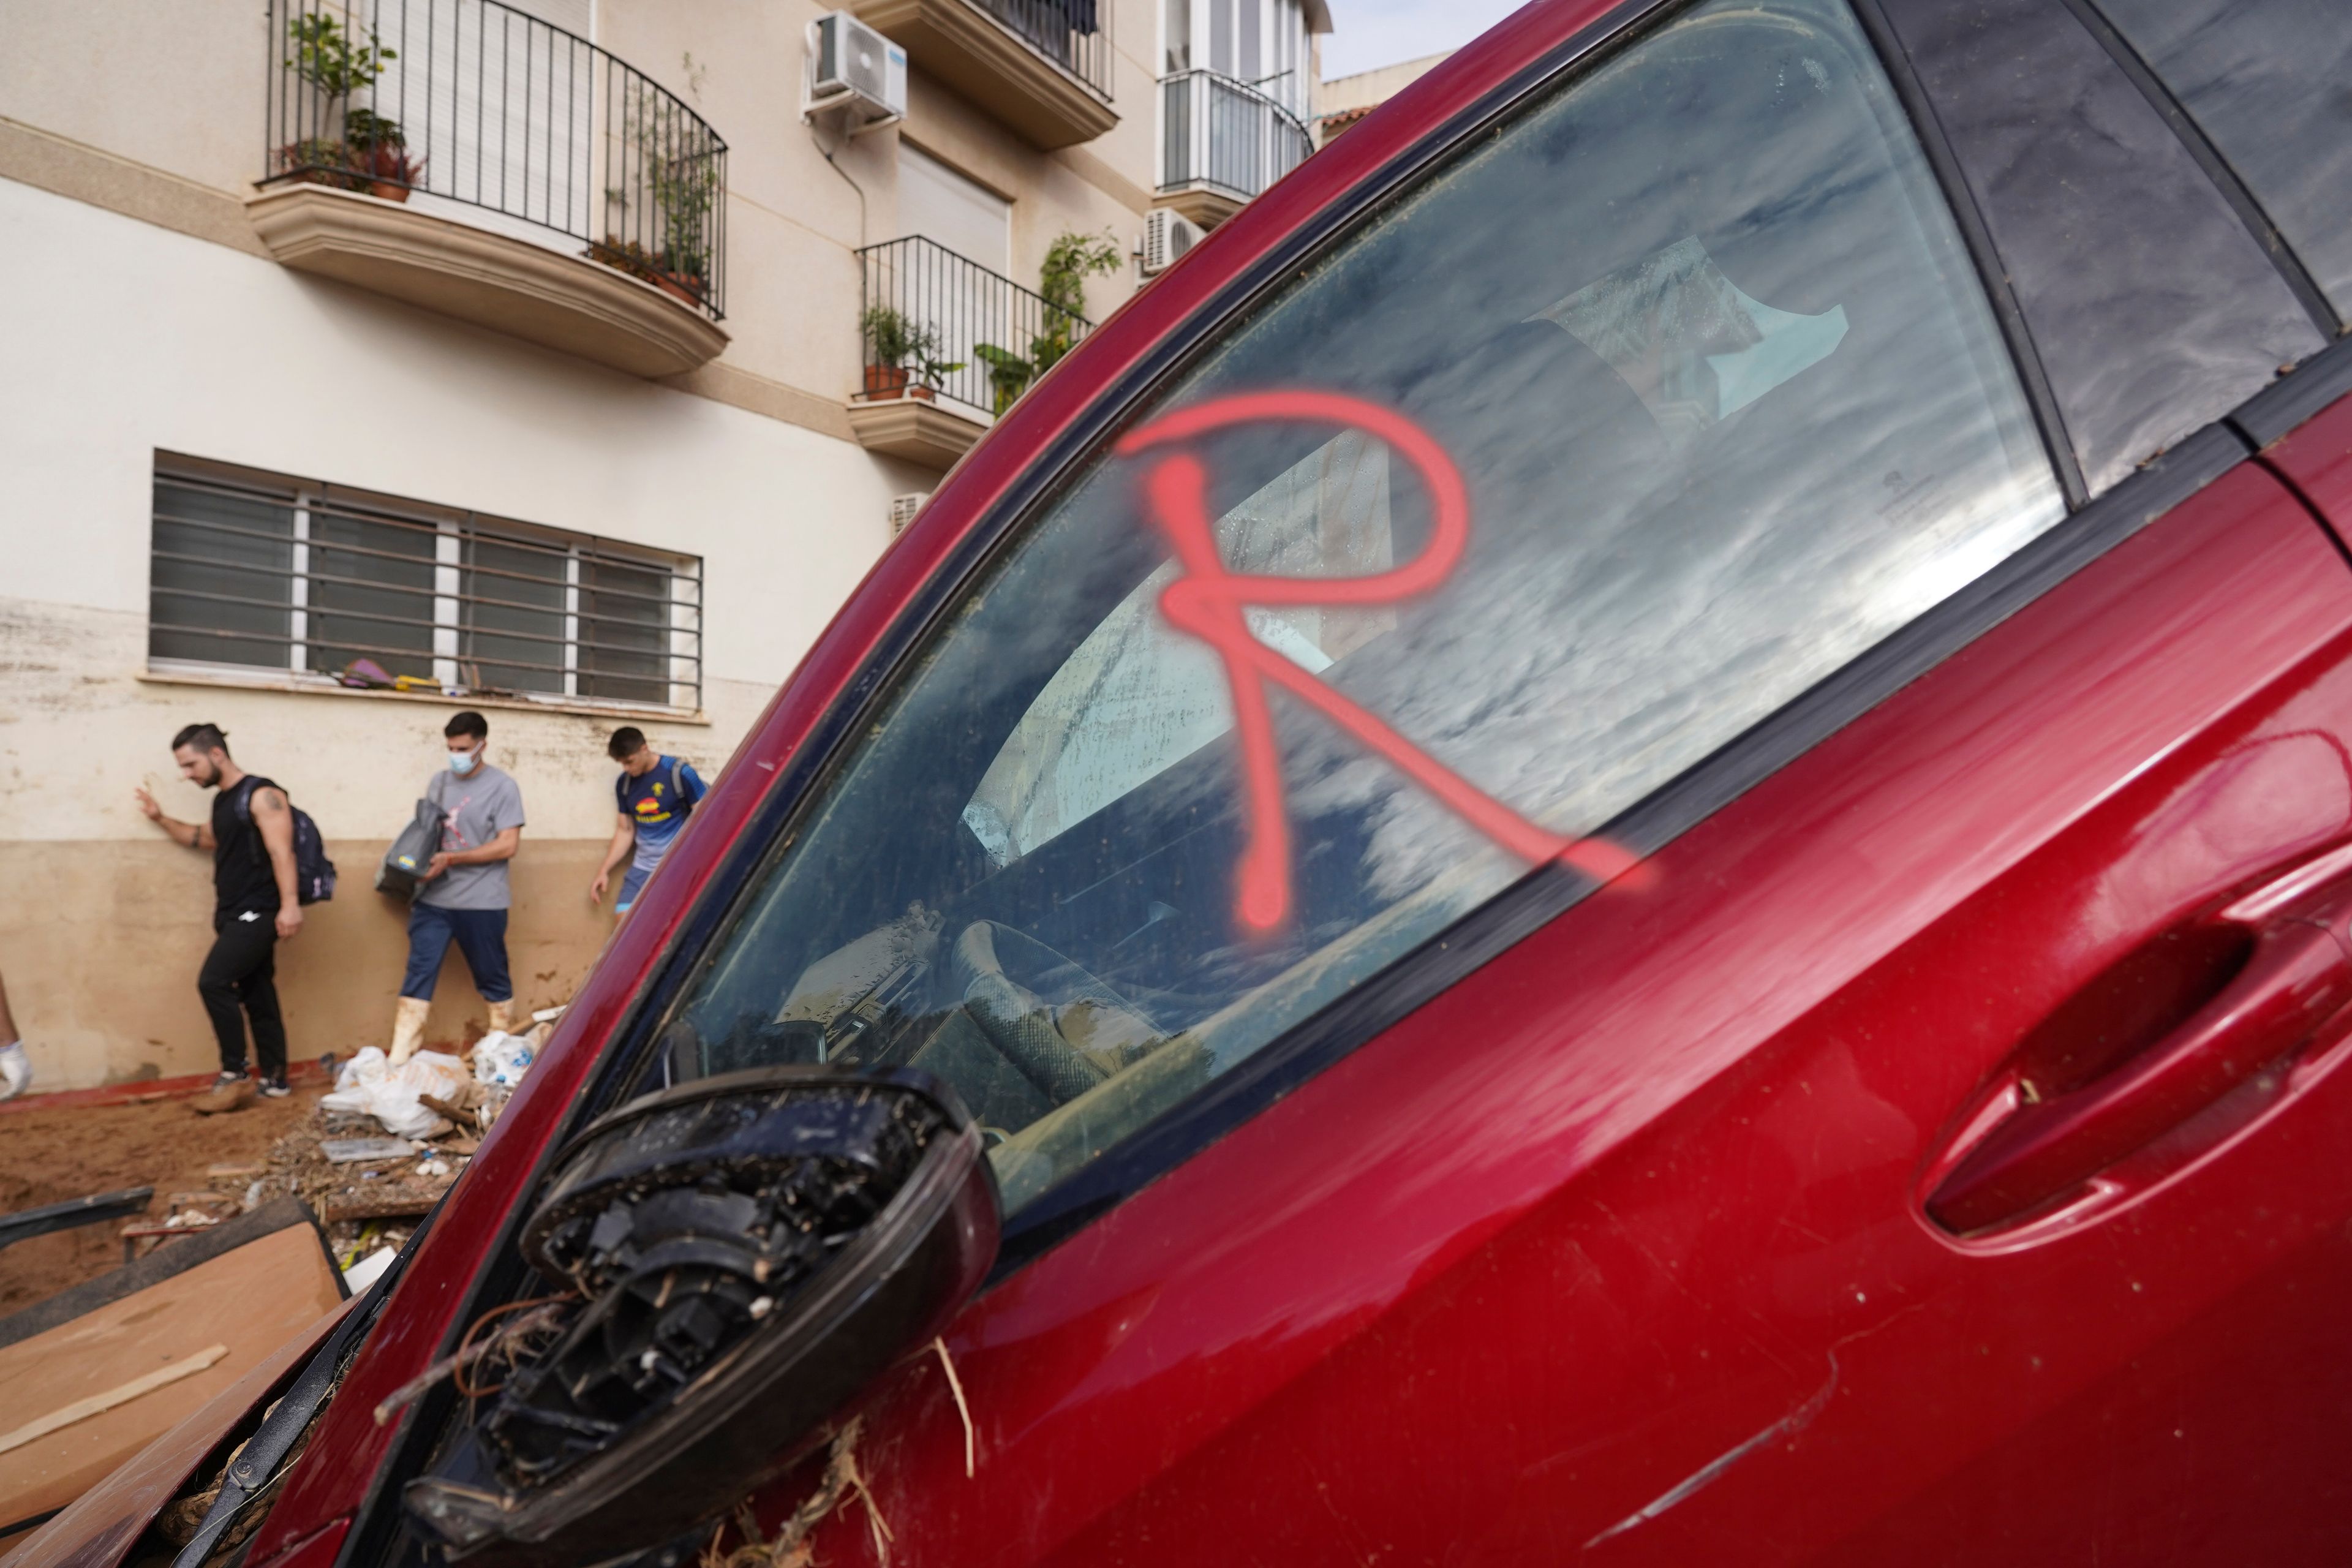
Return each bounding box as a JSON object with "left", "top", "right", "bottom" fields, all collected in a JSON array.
[{"left": 1322, "top": 0, "right": 1528, "bottom": 80}]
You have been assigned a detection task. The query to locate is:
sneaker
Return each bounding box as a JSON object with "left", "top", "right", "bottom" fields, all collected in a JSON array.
[
  {"left": 190, "top": 1072, "right": 256, "bottom": 1115},
  {"left": 0, "top": 1041, "right": 28, "bottom": 1101},
  {"left": 260, "top": 1076, "right": 292, "bottom": 1099}
]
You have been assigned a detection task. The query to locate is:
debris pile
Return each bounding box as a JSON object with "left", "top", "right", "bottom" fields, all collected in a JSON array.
[{"left": 232, "top": 1020, "right": 553, "bottom": 1270}]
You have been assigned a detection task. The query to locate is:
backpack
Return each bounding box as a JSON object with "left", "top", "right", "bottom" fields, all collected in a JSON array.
[
  {"left": 232, "top": 777, "right": 338, "bottom": 905},
  {"left": 617, "top": 756, "right": 701, "bottom": 819}
]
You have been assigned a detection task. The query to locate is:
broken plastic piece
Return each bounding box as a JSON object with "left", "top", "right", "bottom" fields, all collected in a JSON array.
[{"left": 402, "top": 1066, "right": 998, "bottom": 1567}]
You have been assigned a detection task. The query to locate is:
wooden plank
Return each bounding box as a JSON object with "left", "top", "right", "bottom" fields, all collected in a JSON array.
[
  {"left": 0, "top": 1199, "right": 331, "bottom": 1352},
  {"left": 0, "top": 1224, "right": 344, "bottom": 1529},
  {"left": 321, "top": 1189, "right": 443, "bottom": 1222},
  {"left": 0, "top": 1346, "right": 228, "bottom": 1455}
]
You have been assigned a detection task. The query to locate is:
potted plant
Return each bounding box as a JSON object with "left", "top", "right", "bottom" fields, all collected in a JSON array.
[
  {"left": 275, "top": 13, "right": 401, "bottom": 195},
  {"left": 587, "top": 237, "right": 704, "bottom": 306},
  {"left": 971, "top": 343, "right": 1035, "bottom": 416},
  {"left": 967, "top": 233, "right": 1120, "bottom": 417},
  {"left": 910, "top": 340, "right": 965, "bottom": 402},
  {"left": 1028, "top": 229, "right": 1122, "bottom": 377},
  {"left": 647, "top": 151, "right": 717, "bottom": 303},
  {"left": 278, "top": 136, "right": 364, "bottom": 192},
  {"left": 352, "top": 141, "right": 426, "bottom": 200},
  {"left": 861, "top": 306, "right": 920, "bottom": 399},
  {"left": 587, "top": 104, "right": 719, "bottom": 306},
  {"left": 345, "top": 107, "right": 423, "bottom": 202}
]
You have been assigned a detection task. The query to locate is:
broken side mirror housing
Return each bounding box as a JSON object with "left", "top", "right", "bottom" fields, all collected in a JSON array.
[{"left": 403, "top": 1066, "right": 998, "bottom": 1567}]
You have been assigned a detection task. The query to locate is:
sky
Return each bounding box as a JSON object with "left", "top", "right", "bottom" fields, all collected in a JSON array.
[{"left": 1321, "top": 0, "right": 1529, "bottom": 80}]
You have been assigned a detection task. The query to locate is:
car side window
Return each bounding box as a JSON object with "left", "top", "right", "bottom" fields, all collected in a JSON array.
[
  {"left": 660, "top": 0, "right": 2065, "bottom": 1221},
  {"left": 2093, "top": 0, "right": 2352, "bottom": 328},
  {"left": 1876, "top": 0, "right": 2324, "bottom": 496}
]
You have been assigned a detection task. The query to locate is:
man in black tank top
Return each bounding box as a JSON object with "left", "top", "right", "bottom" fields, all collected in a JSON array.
[{"left": 135, "top": 723, "right": 304, "bottom": 1106}]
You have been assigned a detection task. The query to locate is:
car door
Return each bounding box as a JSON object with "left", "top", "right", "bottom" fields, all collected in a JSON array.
[
  {"left": 272, "top": 1, "right": 2352, "bottom": 1565},
  {"left": 578, "top": 0, "right": 2352, "bottom": 1559}
]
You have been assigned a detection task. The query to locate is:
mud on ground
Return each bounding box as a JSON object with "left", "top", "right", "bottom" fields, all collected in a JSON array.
[{"left": 0, "top": 1090, "right": 328, "bottom": 1316}]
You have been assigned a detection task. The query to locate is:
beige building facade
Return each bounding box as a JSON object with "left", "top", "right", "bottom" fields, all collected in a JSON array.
[
  {"left": 1316, "top": 48, "right": 1448, "bottom": 144},
  {"left": 0, "top": 0, "right": 1329, "bottom": 1093}
]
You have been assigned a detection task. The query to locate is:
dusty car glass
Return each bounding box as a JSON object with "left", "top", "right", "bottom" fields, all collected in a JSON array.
[
  {"left": 2097, "top": 0, "right": 2352, "bottom": 327},
  {"left": 660, "top": 0, "right": 2064, "bottom": 1218}
]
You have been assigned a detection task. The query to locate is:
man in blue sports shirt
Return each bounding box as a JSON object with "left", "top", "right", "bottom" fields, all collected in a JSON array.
[{"left": 590, "top": 727, "right": 707, "bottom": 920}]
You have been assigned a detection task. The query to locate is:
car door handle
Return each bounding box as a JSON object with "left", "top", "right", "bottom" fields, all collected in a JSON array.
[{"left": 1928, "top": 917, "right": 2352, "bottom": 1234}]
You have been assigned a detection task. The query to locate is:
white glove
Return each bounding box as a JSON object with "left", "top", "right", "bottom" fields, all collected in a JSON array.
[{"left": 0, "top": 1041, "right": 29, "bottom": 1101}]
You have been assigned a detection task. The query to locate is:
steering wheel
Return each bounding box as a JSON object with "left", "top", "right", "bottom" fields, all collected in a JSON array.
[{"left": 950, "top": 921, "right": 1164, "bottom": 1107}]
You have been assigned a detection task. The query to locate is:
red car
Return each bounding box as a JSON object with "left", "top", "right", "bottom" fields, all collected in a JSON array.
[{"left": 29, "top": 0, "right": 2352, "bottom": 1562}]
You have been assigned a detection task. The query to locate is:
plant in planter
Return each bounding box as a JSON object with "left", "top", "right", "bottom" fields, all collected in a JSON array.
[
  {"left": 588, "top": 84, "right": 721, "bottom": 306},
  {"left": 861, "top": 306, "right": 922, "bottom": 399},
  {"left": 910, "top": 341, "right": 966, "bottom": 402},
  {"left": 590, "top": 235, "right": 706, "bottom": 306},
  {"left": 646, "top": 151, "right": 718, "bottom": 300},
  {"left": 277, "top": 136, "right": 363, "bottom": 192},
  {"left": 970, "top": 232, "right": 1121, "bottom": 416},
  {"left": 970, "top": 343, "right": 1035, "bottom": 417},
  {"left": 276, "top": 12, "right": 402, "bottom": 197},
  {"left": 1029, "top": 228, "right": 1122, "bottom": 377},
  {"left": 287, "top": 11, "right": 394, "bottom": 99},
  {"left": 344, "top": 107, "right": 423, "bottom": 201},
  {"left": 350, "top": 141, "right": 426, "bottom": 200},
  {"left": 858, "top": 311, "right": 962, "bottom": 400}
]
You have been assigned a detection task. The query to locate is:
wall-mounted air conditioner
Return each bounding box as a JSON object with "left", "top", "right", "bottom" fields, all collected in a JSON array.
[
  {"left": 1140, "top": 208, "right": 1204, "bottom": 276},
  {"left": 806, "top": 12, "right": 906, "bottom": 134},
  {"left": 889, "top": 492, "right": 930, "bottom": 535}
]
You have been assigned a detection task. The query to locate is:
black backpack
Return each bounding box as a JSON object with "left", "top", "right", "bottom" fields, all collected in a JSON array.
[{"left": 233, "top": 777, "right": 338, "bottom": 905}]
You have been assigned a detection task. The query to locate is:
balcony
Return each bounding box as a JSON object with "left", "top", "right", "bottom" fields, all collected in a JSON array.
[
  {"left": 846, "top": 236, "right": 1094, "bottom": 469},
  {"left": 247, "top": 0, "right": 729, "bottom": 378},
  {"left": 1158, "top": 69, "right": 1313, "bottom": 229},
  {"left": 845, "top": 0, "right": 1115, "bottom": 149}
]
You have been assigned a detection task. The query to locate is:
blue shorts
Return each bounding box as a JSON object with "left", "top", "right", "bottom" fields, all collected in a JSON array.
[
  {"left": 401, "top": 903, "right": 512, "bottom": 1003},
  {"left": 616, "top": 861, "right": 653, "bottom": 913}
]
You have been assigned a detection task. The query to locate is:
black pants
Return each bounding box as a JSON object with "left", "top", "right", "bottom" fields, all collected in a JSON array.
[{"left": 198, "top": 910, "right": 287, "bottom": 1078}]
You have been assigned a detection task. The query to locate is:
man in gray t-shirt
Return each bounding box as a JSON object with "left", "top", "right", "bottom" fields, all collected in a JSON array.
[{"left": 387, "top": 711, "right": 529, "bottom": 1064}]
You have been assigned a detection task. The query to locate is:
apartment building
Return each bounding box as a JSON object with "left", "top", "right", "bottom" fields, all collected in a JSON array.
[{"left": 0, "top": 0, "right": 1327, "bottom": 1092}]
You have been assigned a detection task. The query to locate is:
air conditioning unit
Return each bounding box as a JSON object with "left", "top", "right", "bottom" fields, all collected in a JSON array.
[
  {"left": 806, "top": 12, "right": 906, "bottom": 134},
  {"left": 889, "top": 492, "right": 930, "bottom": 535},
  {"left": 1141, "top": 208, "right": 1205, "bottom": 276}
]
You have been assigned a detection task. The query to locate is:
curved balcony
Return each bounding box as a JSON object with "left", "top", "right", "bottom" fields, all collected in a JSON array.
[
  {"left": 1158, "top": 69, "right": 1313, "bottom": 229},
  {"left": 249, "top": 0, "right": 729, "bottom": 377},
  {"left": 846, "top": 236, "right": 1095, "bottom": 468}
]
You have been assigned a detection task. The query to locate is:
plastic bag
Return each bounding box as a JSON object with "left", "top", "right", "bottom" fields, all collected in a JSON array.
[
  {"left": 375, "top": 1051, "right": 470, "bottom": 1138},
  {"left": 325, "top": 1047, "right": 470, "bottom": 1139},
  {"left": 472, "top": 1031, "right": 536, "bottom": 1088},
  {"left": 321, "top": 1046, "right": 389, "bottom": 1114}
]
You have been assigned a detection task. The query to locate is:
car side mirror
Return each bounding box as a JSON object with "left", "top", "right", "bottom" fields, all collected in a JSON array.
[{"left": 403, "top": 1066, "right": 998, "bottom": 1566}]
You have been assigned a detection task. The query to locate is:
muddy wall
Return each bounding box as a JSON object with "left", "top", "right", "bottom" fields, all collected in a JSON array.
[
  {"left": 0, "top": 595, "right": 763, "bottom": 1093},
  {"left": 0, "top": 840, "right": 619, "bottom": 1087}
]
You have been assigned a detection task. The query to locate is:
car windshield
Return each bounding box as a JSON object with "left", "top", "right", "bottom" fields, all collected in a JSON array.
[{"left": 655, "top": 0, "right": 2063, "bottom": 1219}]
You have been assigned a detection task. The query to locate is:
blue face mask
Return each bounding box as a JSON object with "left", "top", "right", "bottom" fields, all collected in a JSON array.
[{"left": 448, "top": 747, "right": 482, "bottom": 776}]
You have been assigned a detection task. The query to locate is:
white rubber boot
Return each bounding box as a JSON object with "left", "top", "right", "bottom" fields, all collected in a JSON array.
[
  {"left": 388, "top": 995, "right": 432, "bottom": 1066},
  {"left": 0, "top": 1041, "right": 29, "bottom": 1101},
  {"left": 484, "top": 998, "right": 517, "bottom": 1038}
]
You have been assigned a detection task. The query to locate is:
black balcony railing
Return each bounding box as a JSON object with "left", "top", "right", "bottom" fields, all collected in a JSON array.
[
  {"left": 856, "top": 236, "right": 1094, "bottom": 423},
  {"left": 1159, "top": 69, "right": 1312, "bottom": 202},
  {"left": 975, "top": 0, "right": 1114, "bottom": 101},
  {"left": 262, "top": 0, "right": 728, "bottom": 318}
]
